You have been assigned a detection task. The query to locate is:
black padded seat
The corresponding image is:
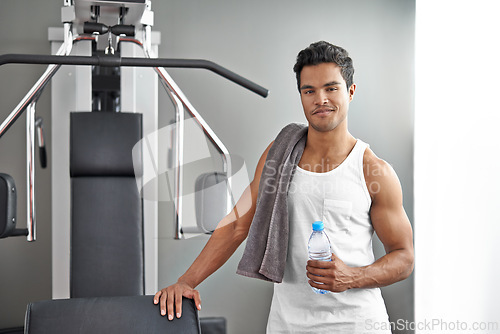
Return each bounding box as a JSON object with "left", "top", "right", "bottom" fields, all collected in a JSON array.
[{"left": 24, "top": 296, "right": 201, "bottom": 334}]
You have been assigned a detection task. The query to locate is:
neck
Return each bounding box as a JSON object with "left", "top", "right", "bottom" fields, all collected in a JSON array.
[{"left": 305, "top": 123, "right": 356, "bottom": 156}]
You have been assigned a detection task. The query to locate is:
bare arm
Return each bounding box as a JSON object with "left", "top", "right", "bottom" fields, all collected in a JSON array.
[
  {"left": 154, "top": 141, "right": 273, "bottom": 319},
  {"left": 307, "top": 149, "right": 414, "bottom": 291}
]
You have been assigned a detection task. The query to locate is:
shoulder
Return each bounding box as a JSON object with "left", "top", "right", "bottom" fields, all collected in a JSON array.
[
  {"left": 363, "top": 147, "right": 393, "bottom": 177},
  {"left": 362, "top": 147, "right": 402, "bottom": 201},
  {"left": 275, "top": 123, "right": 307, "bottom": 142},
  {"left": 281, "top": 122, "right": 307, "bottom": 132}
]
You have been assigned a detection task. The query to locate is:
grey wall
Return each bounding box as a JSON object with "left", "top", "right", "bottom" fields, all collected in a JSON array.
[
  {"left": 0, "top": 0, "right": 414, "bottom": 332},
  {"left": 155, "top": 1, "right": 415, "bottom": 333},
  {"left": 0, "top": 0, "right": 59, "bottom": 328}
]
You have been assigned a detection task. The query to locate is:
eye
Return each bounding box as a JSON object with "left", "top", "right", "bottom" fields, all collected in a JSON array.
[
  {"left": 303, "top": 90, "right": 314, "bottom": 95},
  {"left": 327, "top": 87, "right": 338, "bottom": 92}
]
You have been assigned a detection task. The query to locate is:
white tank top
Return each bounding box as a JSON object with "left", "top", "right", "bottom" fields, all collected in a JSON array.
[{"left": 266, "top": 139, "right": 390, "bottom": 334}]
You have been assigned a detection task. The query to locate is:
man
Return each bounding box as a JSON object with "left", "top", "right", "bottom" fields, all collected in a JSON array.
[{"left": 154, "top": 41, "right": 414, "bottom": 333}]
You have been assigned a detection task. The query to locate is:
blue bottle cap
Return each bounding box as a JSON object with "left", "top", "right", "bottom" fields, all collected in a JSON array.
[{"left": 312, "top": 221, "right": 324, "bottom": 231}]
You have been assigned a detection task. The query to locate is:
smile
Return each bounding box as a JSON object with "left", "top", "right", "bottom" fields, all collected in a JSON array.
[{"left": 312, "top": 107, "right": 334, "bottom": 116}]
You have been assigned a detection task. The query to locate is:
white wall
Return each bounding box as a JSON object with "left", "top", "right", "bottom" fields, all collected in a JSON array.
[{"left": 415, "top": 0, "right": 500, "bottom": 332}]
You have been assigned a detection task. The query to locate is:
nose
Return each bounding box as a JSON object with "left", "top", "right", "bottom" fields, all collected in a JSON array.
[{"left": 314, "top": 91, "right": 328, "bottom": 105}]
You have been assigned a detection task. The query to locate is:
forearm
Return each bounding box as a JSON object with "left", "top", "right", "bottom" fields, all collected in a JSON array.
[
  {"left": 178, "top": 215, "right": 249, "bottom": 288},
  {"left": 154, "top": 183, "right": 257, "bottom": 319},
  {"left": 350, "top": 248, "right": 414, "bottom": 289}
]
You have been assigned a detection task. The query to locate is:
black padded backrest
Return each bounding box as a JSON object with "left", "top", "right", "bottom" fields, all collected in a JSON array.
[
  {"left": 24, "top": 296, "right": 201, "bottom": 334},
  {"left": 70, "top": 112, "right": 142, "bottom": 177},
  {"left": 70, "top": 112, "right": 143, "bottom": 298}
]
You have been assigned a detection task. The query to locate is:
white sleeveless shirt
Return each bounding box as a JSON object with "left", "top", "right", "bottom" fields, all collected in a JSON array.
[{"left": 266, "top": 140, "right": 390, "bottom": 334}]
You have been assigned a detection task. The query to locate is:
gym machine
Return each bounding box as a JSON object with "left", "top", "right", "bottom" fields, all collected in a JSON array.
[
  {"left": 0, "top": 0, "right": 268, "bottom": 332},
  {"left": 0, "top": 0, "right": 267, "bottom": 241}
]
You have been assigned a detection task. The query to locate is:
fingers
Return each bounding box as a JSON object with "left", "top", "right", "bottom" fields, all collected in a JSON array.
[
  {"left": 166, "top": 288, "right": 175, "bottom": 320},
  {"left": 307, "top": 256, "right": 335, "bottom": 268},
  {"left": 153, "top": 290, "right": 168, "bottom": 318},
  {"left": 308, "top": 278, "right": 326, "bottom": 290},
  {"left": 306, "top": 270, "right": 328, "bottom": 284},
  {"left": 184, "top": 289, "right": 202, "bottom": 311},
  {"left": 152, "top": 289, "right": 170, "bottom": 316},
  {"left": 154, "top": 284, "right": 202, "bottom": 320},
  {"left": 306, "top": 264, "right": 327, "bottom": 277},
  {"left": 153, "top": 290, "right": 161, "bottom": 304},
  {"left": 306, "top": 261, "right": 332, "bottom": 289},
  {"left": 174, "top": 289, "right": 183, "bottom": 319}
]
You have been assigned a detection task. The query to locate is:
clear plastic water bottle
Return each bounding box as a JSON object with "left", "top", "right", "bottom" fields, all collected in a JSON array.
[{"left": 308, "top": 221, "right": 332, "bottom": 294}]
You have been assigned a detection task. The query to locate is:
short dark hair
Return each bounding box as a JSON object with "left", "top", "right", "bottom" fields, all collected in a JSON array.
[{"left": 293, "top": 41, "right": 354, "bottom": 92}]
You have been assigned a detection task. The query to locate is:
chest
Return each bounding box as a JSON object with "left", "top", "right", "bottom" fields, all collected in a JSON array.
[
  {"left": 288, "top": 168, "right": 371, "bottom": 216},
  {"left": 298, "top": 151, "right": 347, "bottom": 174},
  {"left": 286, "top": 168, "right": 375, "bottom": 267}
]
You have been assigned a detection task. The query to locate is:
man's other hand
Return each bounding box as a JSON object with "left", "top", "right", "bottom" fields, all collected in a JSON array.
[
  {"left": 306, "top": 253, "right": 357, "bottom": 293},
  {"left": 153, "top": 281, "right": 202, "bottom": 320}
]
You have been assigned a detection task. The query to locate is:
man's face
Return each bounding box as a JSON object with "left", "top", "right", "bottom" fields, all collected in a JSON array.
[{"left": 299, "top": 62, "right": 355, "bottom": 133}]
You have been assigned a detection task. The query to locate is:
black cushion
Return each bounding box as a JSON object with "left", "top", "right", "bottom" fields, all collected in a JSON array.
[
  {"left": 70, "top": 112, "right": 142, "bottom": 177},
  {"left": 71, "top": 177, "right": 144, "bottom": 298},
  {"left": 69, "top": 112, "right": 144, "bottom": 298},
  {"left": 200, "top": 317, "right": 227, "bottom": 334},
  {"left": 0, "top": 173, "right": 16, "bottom": 238},
  {"left": 0, "top": 327, "right": 23, "bottom": 334},
  {"left": 24, "top": 296, "right": 201, "bottom": 334}
]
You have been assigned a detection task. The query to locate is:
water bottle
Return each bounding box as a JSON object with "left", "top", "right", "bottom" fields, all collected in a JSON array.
[{"left": 308, "top": 221, "right": 332, "bottom": 294}]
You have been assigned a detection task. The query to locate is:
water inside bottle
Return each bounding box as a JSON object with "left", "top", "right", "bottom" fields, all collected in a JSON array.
[
  {"left": 309, "top": 252, "right": 332, "bottom": 294},
  {"left": 308, "top": 221, "right": 332, "bottom": 294}
]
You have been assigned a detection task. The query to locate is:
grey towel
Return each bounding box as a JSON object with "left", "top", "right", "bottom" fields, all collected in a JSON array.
[{"left": 236, "top": 123, "right": 308, "bottom": 283}]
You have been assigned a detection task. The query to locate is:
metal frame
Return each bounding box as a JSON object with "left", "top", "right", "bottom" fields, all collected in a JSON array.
[
  {"left": 26, "top": 102, "right": 36, "bottom": 241},
  {"left": 0, "top": 23, "right": 74, "bottom": 241},
  {"left": 121, "top": 35, "right": 237, "bottom": 238}
]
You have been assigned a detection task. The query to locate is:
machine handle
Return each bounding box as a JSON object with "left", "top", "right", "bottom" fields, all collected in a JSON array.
[
  {"left": 39, "top": 147, "right": 47, "bottom": 169},
  {"left": 0, "top": 54, "right": 269, "bottom": 98},
  {"left": 10, "top": 228, "right": 29, "bottom": 237},
  {"left": 35, "top": 117, "right": 47, "bottom": 168}
]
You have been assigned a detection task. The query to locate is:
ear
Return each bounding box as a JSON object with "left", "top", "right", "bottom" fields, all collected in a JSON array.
[{"left": 348, "top": 84, "right": 356, "bottom": 102}]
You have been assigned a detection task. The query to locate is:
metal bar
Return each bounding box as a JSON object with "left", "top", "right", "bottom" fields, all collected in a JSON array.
[
  {"left": 26, "top": 103, "right": 36, "bottom": 241},
  {"left": 152, "top": 65, "right": 235, "bottom": 238},
  {"left": 130, "top": 28, "right": 187, "bottom": 239},
  {"left": 0, "top": 25, "right": 76, "bottom": 242},
  {"left": 0, "top": 53, "right": 63, "bottom": 139},
  {"left": 0, "top": 24, "right": 76, "bottom": 139},
  {"left": 173, "top": 95, "right": 184, "bottom": 239},
  {"left": 139, "top": 30, "right": 186, "bottom": 239},
  {"left": 135, "top": 35, "right": 236, "bottom": 237},
  {"left": 123, "top": 28, "right": 187, "bottom": 239},
  {"left": 0, "top": 55, "right": 269, "bottom": 98},
  {"left": 136, "top": 30, "right": 186, "bottom": 239},
  {"left": 156, "top": 78, "right": 185, "bottom": 239}
]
